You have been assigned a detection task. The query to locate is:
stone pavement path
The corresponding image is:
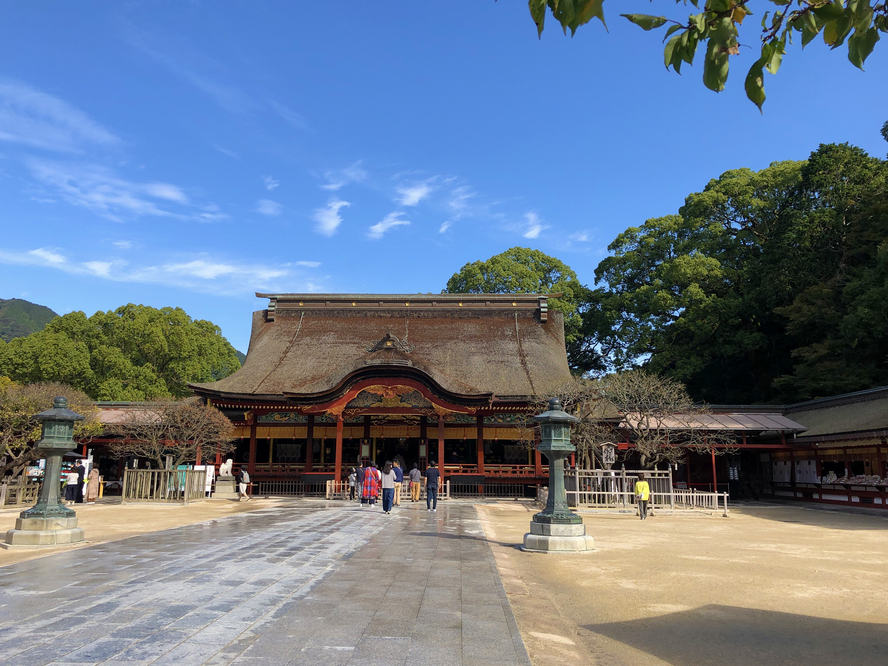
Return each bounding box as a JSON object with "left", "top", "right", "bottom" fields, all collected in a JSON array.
[{"left": 0, "top": 501, "right": 530, "bottom": 666}]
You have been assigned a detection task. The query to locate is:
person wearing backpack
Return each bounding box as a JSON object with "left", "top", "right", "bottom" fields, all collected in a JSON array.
[{"left": 238, "top": 467, "right": 251, "bottom": 501}]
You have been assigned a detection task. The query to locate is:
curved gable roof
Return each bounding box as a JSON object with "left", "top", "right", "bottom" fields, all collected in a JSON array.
[{"left": 191, "top": 293, "right": 573, "bottom": 402}]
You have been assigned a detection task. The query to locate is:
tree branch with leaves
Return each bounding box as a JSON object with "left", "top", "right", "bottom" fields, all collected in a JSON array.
[
  {"left": 0, "top": 379, "right": 101, "bottom": 479},
  {"left": 528, "top": 0, "right": 887, "bottom": 109},
  {"left": 109, "top": 398, "right": 235, "bottom": 470}
]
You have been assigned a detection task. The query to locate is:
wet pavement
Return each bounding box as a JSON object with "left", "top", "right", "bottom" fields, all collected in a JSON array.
[{"left": 0, "top": 501, "right": 530, "bottom": 666}]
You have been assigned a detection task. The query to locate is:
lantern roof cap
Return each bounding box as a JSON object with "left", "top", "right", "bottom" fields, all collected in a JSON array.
[
  {"left": 532, "top": 397, "right": 580, "bottom": 424},
  {"left": 34, "top": 397, "right": 85, "bottom": 422}
]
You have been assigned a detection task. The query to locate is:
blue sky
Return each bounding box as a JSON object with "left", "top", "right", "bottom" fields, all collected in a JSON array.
[{"left": 0, "top": 2, "right": 885, "bottom": 354}]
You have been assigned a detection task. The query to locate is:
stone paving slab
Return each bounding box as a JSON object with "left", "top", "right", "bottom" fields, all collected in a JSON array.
[{"left": 0, "top": 501, "right": 530, "bottom": 666}]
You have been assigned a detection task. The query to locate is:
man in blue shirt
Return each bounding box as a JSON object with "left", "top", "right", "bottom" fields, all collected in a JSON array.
[
  {"left": 425, "top": 462, "right": 441, "bottom": 512},
  {"left": 392, "top": 460, "right": 404, "bottom": 507}
]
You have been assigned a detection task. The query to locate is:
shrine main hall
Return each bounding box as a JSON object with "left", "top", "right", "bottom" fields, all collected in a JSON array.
[{"left": 190, "top": 292, "right": 572, "bottom": 487}]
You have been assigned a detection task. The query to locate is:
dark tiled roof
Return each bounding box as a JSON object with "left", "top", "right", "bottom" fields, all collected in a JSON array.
[
  {"left": 784, "top": 388, "right": 888, "bottom": 437},
  {"left": 191, "top": 294, "right": 573, "bottom": 401}
]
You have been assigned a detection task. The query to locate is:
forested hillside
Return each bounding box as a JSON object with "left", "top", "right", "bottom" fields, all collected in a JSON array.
[{"left": 0, "top": 299, "right": 58, "bottom": 342}]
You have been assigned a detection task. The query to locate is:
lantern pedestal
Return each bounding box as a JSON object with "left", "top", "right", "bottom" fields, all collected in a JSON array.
[
  {"left": 1, "top": 397, "right": 86, "bottom": 551},
  {"left": 1, "top": 517, "right": 85, "bottom": 550},
  {"left": 522, "top": 521, "right": 595, "bottom": 553},
  {"left": 521, "top": 398, "right": 594, "bottom": 554}
]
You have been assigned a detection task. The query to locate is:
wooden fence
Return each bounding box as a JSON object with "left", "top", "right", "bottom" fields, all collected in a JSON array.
[
  {"left": 121, "top": 469, "right": 208, "bottom": 504},
  {"left": 560, "top": 468, "right": 728, "bottom": 516},
  {"left": 0, "top": 479, "right": 41, "bottom": 507}
]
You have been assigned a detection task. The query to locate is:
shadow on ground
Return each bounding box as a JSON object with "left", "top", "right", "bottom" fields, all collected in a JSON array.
[
  {"left": 732, "top": 503, "right": 888, "bottom": 531},
  {"left": 586, "top": 604, "right": 888, "bottom": 666}
]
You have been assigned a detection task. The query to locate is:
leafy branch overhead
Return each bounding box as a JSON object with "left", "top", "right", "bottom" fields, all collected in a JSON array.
[{"left": 529, "top": 0, "right": 887, "bottom": 109}]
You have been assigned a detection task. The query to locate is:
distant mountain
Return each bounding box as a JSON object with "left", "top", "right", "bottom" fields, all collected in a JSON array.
[
  {"left": 235, "top": 350, "right": 246, "bottom": 364},
  {"left": 0, "top": 299, "right": 58, "bottom": 342}
]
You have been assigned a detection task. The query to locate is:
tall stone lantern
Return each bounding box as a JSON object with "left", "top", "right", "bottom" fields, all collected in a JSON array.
[
  {"left": 2, "top": 397, "right": 86, "bottom": 550},
  {"left": 522, "top": 398, "right": 594, "bottom": 553}
]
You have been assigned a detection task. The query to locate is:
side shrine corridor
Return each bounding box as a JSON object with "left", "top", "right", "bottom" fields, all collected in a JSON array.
[{"left": 0, "top": 503, "right": 528, "bottom": 666}]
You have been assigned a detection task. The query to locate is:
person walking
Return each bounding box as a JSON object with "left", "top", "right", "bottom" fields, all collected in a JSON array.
[
  {"left": 64, "top": 467, "right": 79, "bottom": 505},
  {"left": 409, "top": 463, "right": 422, "bottom": 502},
  {"left": 348, "top": 467, "right": 357, "bottom": 501},
  {"left": 73, "top": 460, "right": 86, "bottom": 504},
  {"left": 635, "top": 473, "right": 650, "bottom": 520},
  {"left": 425, "top": 461, "right": 441, "bottom": 512},
  {"left": 85, "top": 468, "right": 100, "bottom": 503},
  {"left": 392, "top": 460, "right": 404, "bottom": 507},
  {"left": 361, "top": 461, "right": 380, "bottom": 508},
  {"left": 380, "top": 461, "right": 397, "bottom": 514},
  {"left": 355, "top": 463, "right": 365, "bottom": 501},
  {"left": 238, "top": 467, "right": 251, "bottom": 501}
]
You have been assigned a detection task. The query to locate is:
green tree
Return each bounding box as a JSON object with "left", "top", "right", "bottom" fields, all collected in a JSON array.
[
  {"left": 0, "top": 305, "right": 240, "bottom": 401},
  {"left": 770, "top": 143, "right": 888, "bottom": 398},
  {"left": 0, "top": 379, "right": 102, "bottom": 478},
  {"left": 594, "top": 159, "right": 806, "bottom": 402},
  {"left": 530, "top": 1, "right": 888, "bottom": 108},
  {"left": 591, "top": 138, "right": 888, "bottom": 403},
  {"left": 444, "top": 247, "right": 599, "bottom": 372}
]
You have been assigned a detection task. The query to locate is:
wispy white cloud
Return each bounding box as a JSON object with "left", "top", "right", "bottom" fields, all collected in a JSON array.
[
  {"left": 113, "top": 240, "right": 133, "bottom": 250},
  {"left": 312, "top": 199, "right": 349, "bottom": 236},
  {"left": 268, "top": 99, "right": 310, "bottom": 131},
  {"left": 448, "top": 186, "right": 476, "bottom": 213},
  {"left": 368, "top": 212, "right": 410, "bottom": 240},
  {"left": 144, "top": 183, "right": 189, "bottom": 204},
  {"left": 27, "top": 159, "right": 218, "bottom": 222},
  {"left": 521, "top": 212, "right": 549, "bottom": 239},
  {"left": 321, "top": 161, "right": 367, "bottom": 191},
  {"left": 256, "top": 199, "right": 282, "bottom": 216},
  {"left": 213, "top": 144, "right": 240, "bottom": 159},
  {"left": 0, "top": 79, "right": 120, "bottom": 153},
  {"left": 396, "top": 178, "right": 436, "bottom": 206},
  {"left": 0, "top": 246, "right": 307, "bottom": 295},
  {"left": 439, "top": 186, "right": 478, "bottom": 234},
  {"left": 263, "top": 175, "right": 279, "bottom": 191},
  {"left": 83, "top": 261, "right": 113, "bottom": 277},
  {"left": 28, "top": 248, "right": 66, "bottom": 265},
  {"left": 569, "top": 231, "right": 590, "bottom": 242}
]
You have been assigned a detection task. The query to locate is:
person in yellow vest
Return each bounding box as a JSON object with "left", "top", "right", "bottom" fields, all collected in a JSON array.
[{"left": 634, "top": 473, "right": 651, "bottom": 520}]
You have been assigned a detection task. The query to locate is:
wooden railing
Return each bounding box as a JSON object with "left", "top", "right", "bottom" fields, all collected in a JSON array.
[
  {"left": 0, "top": 479, "right": 41, "bottom": 507},
  {"left": 121, "top": 469, "right": 208, "bottom": 504}
]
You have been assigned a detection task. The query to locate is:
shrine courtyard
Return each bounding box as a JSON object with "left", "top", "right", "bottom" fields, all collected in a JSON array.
[{"left": 1, "top": 500, "right": 886, "bottom": 665}]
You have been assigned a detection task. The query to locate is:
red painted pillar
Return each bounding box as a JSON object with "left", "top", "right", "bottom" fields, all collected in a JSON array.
[
  {"left": 711, "top": 449, "right": 718, "bottom": 492},
  {"left": 437, "top": 417, "right": 445, "bottom": 474},
  {"left": 476, "top": 415, "right": 485, "bottom": 475},
  {"left": 306, "top": 415, "right": 314, "bottom": 472},
  {"left": 248, "top": 422, "right": 257, "bottom": 477},
  {"left": 334, "top": 417, "right": 344, "bottom": 482},
  {"left": 534, "top": 430, "right": 542, "bottom": 478},
  {"left": 195, "top": 445, "right": 202, "bottom": 466}
]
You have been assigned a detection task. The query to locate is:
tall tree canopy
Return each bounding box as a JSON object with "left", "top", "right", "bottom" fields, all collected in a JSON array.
[
  {"left": 444, "top": 247, "right": 600, "bottom": 372},
  {"left": 530, "top": 1, "right": 888, "bottom": 109},
  {"left": 0, "top": 304, "right": 241, "bottom": 401},
  {"left": 592, "top": 138, "right": 888, "bottom": 403}
]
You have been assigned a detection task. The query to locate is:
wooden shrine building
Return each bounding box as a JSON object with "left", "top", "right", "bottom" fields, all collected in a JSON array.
[{"left": 189, "top": 293, "right": 573, "bottom": 486}]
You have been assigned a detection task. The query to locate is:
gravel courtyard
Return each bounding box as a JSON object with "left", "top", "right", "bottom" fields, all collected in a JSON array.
[{"left": 476, "top": 502, "right": 888, "bottom": 666}]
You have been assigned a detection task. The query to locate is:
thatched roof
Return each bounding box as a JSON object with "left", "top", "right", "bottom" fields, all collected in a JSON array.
[
  {"left": 190, "top": 293, "right": 573, "bottom": 403},
  {"left": 785, "top": 386, "right": 888, "bottom": 438}
]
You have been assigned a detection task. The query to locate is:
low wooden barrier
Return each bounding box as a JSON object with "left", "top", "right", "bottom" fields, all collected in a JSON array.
[
  {"left": 121, "top": 469, "right": 207, "bottom": 504},
  {"left": 0, "top": 479, "right": 40, "bottom": 507}
]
